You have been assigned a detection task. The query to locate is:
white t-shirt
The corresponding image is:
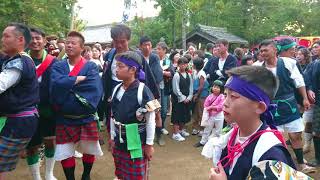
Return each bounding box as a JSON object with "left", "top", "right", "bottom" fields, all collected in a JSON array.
[{"left": 263, "top": 57, "right": 305, "bottom": 88}]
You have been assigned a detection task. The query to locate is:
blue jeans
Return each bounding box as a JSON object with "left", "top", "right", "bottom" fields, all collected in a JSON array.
[{"left": 160, "top": 89, "right": 169, "bottom": 128}]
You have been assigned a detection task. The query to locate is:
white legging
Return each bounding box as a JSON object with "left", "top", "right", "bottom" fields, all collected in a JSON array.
[{"left": 200, "top": 110, "right": 224, "bottom": 145}]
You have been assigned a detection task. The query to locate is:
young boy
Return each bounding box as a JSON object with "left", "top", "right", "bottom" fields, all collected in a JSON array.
[
  {"left": 109, "top": 51, "right": 157, "bottom": 179},
  {"left": 171, "top": 57, "right": 193, "bottom": 141},
  {"left": 203, "top": 66, "right": 295, "bottom": 180}
]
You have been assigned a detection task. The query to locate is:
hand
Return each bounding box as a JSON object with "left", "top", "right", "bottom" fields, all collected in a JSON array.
[
  {"left": 184, "top": 99, "right": 190, "bottom": 104},
  {"left": 307, "top": 90, "right": 316, "bottom": 104},
  {"left": 303, "top": 98, "right": 311, "bottom": 111},
  {"left": 107, "top": 139, "right": 115, "bottom": 152},
  {"left": 193, "top": 95, "right": 198, "bottom": 102},
  {"left": 144, "top": 145, "right": 154, "bottom": 161},
  {"left": 209, "top": 163, "right": 227, "bottom": 180},
  {"left": 75, "top": 76, "right": 86, "bottom": 84}
]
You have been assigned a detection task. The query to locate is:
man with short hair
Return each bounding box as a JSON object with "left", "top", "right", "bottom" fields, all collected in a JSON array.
[
  {"left": 259, "top": 39, "right": 315, "bottom": 173},
  {"left": 156, "top": 42, "right": 174, "bottom": 139},
  {"left": 26, "top": 27, "right": 58, "bottom": 180},
  {"left": 103, "top": 25, "right": 160, "bottom": 145},
  {"left": 139, "top": 36, "right": 164, "bottom": 145},
  {"left": 50, "top": 31, "right": 103, "bottom": 180},
  {"left": 207, "top": 39, "right": 237, "bottom": 84},
  {"left": 0, "top": 23, "right": 39, "bottom": 179}
]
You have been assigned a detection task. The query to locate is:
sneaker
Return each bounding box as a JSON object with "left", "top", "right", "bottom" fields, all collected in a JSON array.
[
  {"left": 192, "top": 129, "right": 199, "bottom": 135},
  {"left": 172, "top": 133, "right": 185, "bottom": 141},
  {"left": 74, "top": 150, "right": 83, "bottom": 158},
  {"left": 161, "top": 128, "right": 169, "bottom": 135},
  {"left": 180, "top": 129, "right": 190, "bottom": 137},
  {"left": 193, "top": 142, "right": 204, "bottom": 148},
  {"left": 198, "top": 130, "right": 204, "bottom": 137},
  {"left": 158, "top": 135, "right": 166, "bottom": 146}
]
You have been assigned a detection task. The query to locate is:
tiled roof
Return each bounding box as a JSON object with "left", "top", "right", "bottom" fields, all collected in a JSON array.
[{"left": 189, "top": 24, "right": 248, "bottom": 44}]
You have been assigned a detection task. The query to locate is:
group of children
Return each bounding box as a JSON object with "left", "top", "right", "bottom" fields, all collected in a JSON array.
[{"left": 170, "top": 55, "right": 225, "bottom": 147}]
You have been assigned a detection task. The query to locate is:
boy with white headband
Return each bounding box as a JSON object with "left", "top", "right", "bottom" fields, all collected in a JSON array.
[{"left": 202, "top": 66, "right": 295, "bottom": 180}]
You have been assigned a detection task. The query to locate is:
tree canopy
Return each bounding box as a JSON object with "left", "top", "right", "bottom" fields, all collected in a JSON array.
[
  {"left": 0, "top": 0, "right": 85, "bottom": 37},
  {"left": 127, "top": 0, "right": 320, "bottom": 47}
]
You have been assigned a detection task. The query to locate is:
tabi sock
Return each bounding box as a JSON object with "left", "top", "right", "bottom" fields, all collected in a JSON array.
[
  {"left": 28, "top": 161, "right": 42, "bottom": 180},
  {"left": 293, "top": 148, "right": 304, "bottom": 164},
  {"left": 44, "top": 148, "right": 56, "bottom": 180}
]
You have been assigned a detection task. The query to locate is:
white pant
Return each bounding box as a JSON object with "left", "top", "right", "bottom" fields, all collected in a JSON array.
[
  {"left": 200, "top": 110, "right": 224, "bottom": 145},
  {"left": 276, "top": 118, "right": 305, "bottom": 133}
]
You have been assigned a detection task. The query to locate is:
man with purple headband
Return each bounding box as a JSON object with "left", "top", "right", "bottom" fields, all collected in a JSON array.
[
  {"left": 109, "top": 51, "right": 158, "bottom": 179},
  {"left": 202, "top": 66, "right": 295, "bottom": 180}
]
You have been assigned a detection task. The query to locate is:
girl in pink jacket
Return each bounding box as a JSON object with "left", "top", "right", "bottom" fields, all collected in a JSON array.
[{"left": 194, "top": 80, "right": 225, "bottom": 147}]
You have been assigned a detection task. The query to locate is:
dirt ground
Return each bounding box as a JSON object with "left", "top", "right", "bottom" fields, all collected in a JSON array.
[{"left": 8, "top": 117, "right": 320, "bottom": 180}]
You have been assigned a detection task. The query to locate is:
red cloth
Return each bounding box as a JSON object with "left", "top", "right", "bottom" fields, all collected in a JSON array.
[
  {"left": 112, "top": 147, "right": 148, "bottom": 180},
  {"left": 82, "top": 154, "right": 95, "bottom": 163},
  {"left": 56, "top": 121, "right": 99, "bottom": 144},
  {"left": 61, "top": 157, "right": 75, "bottom": 168}
]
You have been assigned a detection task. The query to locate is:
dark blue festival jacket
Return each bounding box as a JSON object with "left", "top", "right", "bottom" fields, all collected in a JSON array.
[
  {"left": 220, "top": 123, "right": 295, "bottom": 180},
  {"left": 111, "top": 80, "right": 154, "bottom": 151},
  {"left": 0, "top": 53, "right": 39, "bottom": 139},
  {"left": 49, "top": 59, "right": 103, "bottom": 125},
  {"left": 32, "top": 55, "right": 58, "bottom": 118},
  {"left": 207, "top": 54, "right": 237, "bottom": 84},
  {"left": 0, "top": 53, "right": 39, "bottom": 114}
]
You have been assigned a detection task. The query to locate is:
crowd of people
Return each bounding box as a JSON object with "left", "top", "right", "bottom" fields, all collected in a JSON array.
[{"left": 0, "top": 22, "right": 319, "bottom": 180}]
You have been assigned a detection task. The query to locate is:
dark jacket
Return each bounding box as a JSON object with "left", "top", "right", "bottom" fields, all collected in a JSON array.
[{"left": 207, "top": 54, "right": 237, "bottom": 83}]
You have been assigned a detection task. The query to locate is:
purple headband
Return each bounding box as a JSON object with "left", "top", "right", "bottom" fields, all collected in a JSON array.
[
  {"left": 117, "top": 56, "right": 145, "bottom": 81},
  {"left": 225, "top": 76, "right": 277, "bottom": 128}
]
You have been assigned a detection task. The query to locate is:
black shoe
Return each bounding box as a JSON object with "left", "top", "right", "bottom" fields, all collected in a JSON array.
[{"left": 193, "top": 142, "right": 204, "bottom": 148}]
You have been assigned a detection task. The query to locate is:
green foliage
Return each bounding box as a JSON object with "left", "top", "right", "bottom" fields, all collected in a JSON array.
[
  {"left": 128, "top": 0, "right": 320, "bottom": 47},
  {"left": 0, "top": 0, "right": 81, "bottom": 37}
]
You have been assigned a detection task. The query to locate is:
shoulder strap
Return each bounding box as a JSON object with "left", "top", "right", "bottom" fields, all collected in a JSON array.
[
  {"left": 137, "top": 82, "right": 144, "bottom": 106},
  {"left": 111, "top": 83, "right": 123, "bottom": 101}
]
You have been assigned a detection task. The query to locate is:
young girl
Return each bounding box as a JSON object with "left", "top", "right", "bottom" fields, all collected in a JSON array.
[
  {"left": 171, "top": 57, "right": 193, "bottom": 142},
  {"left": 194, "top": 80, "right": 225, "bottom": 147}
]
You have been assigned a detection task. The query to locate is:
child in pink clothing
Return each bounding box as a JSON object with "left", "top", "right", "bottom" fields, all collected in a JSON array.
[{"left": 194, "top": 80, "right": 225, "bottom": 147}]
